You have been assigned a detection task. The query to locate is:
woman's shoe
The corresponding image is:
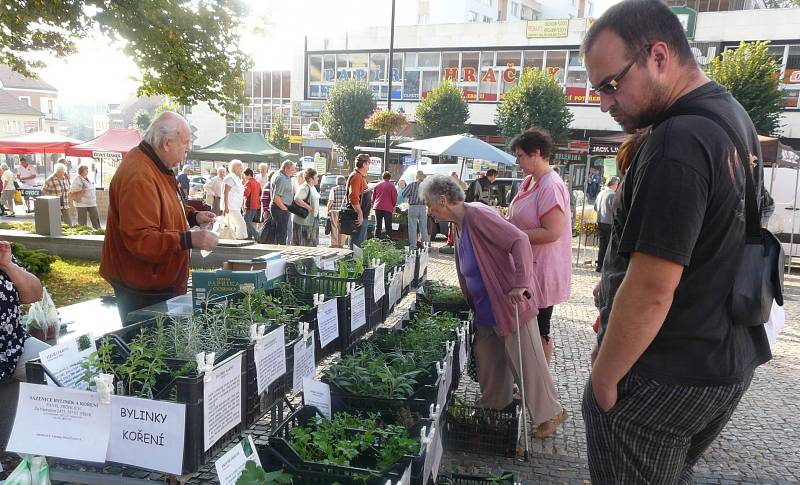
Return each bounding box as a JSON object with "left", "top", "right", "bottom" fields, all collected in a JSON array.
[{"left": 533, "top": 409, "right": 569, "bottom": 439}]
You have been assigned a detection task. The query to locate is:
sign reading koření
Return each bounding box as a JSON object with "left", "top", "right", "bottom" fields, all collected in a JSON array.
[{"left": 106, "top": 395, "right": 186, "bottom": 474}]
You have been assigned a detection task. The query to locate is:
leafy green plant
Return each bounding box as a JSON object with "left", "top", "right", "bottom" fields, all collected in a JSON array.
[
  {"left": 81, "top": 333, "right": 170, "bottom": 398},
  {"left": 424, "top": 281, "right": 466, "bottom": 305},
  {"left": 77, "top": 334, "right": 92, "bottom": 351},
  {"left": 327, "top": 345, "right": 427, "bottom": 399},
  {"left": 10, "top": 242, "right": 57, "bottom": 278},
  {"left": 361, "top": 238, "right": 404, "bottom": 268},
  {"left": 290, "top": 412, "right": 418, "bottom": 470},
  {"left": 337, "top": 258, "right": 365, "bottom": 279},
  {"left": 236, "top": 461, "right": 292, "bottom": 485}
]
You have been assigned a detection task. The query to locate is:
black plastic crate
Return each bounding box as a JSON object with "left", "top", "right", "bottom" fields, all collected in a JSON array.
[
  {"left": 415, "top": 287, "right": 471, "bottom": 316},
  {"left": 265, "top": 405, "right": 415, "bottom": 484},
  {"left": 25, "top": 349, "right": 249, "bottom": 474},
  {"left": 443, "top": 393, "right": 521, "bottom": 458},
  {"left": 436, "top": 472, "right": 517, "bottom": 484}
]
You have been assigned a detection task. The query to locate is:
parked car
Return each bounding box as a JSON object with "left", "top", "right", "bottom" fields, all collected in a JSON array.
[
  {"left": 318, "top": 174, "right": 339, "bottom": 202},
  {"left": 188, "top": 176, "right": 206, "bottom": 199}
]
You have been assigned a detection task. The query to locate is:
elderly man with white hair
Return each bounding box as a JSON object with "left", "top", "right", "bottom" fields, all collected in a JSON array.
[
  {"left": 100, "top": 111, "right": 219, "bottom": 323},
  {"left": 204, "top": 166, "right": 226, "bottom": 215},
  {"left": 42, "top": 162, "right": 72, "bottom": 225}
]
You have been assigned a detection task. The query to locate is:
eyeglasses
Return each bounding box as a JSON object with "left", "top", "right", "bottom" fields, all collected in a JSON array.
[{"left": 591, "top": 45, "right": 650, "bottom": 95}]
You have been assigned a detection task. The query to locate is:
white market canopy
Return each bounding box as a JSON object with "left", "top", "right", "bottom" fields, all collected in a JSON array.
[{"left": 398, "top": 133, "right": 516, "bottom": 165}]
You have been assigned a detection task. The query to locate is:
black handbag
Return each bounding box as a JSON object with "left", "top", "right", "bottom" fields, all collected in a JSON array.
[
  {"left": 287, "top": 185, "right": 312, "bottom": 218},
  {"left": 339, "top": 204, "right": 358, "bottom": 235},
  {"left": 676, "top": 107, "right": 784, "bottom": 327},
  {"left": 258, "top": 213, "right": 275, "bottom": 244}
]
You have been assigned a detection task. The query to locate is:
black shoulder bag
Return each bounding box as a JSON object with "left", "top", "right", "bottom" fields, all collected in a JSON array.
[
  {"left": 677, "top": 107, "right": 784, "bottom": 327},
  {"left": 287, "top": 185, "right": 312, "bottom": 218}
]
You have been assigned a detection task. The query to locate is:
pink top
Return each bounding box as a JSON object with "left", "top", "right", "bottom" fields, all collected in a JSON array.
[
  {"left": 372, "top": 179, "right": 397, "bottom": 212},
  {"left": 507, "top": 170, "right": 572, "bottom": 308}
]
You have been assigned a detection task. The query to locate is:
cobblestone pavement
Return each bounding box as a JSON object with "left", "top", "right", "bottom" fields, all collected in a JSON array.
[{"left": 426, "top": 242, "right": 800, "bottom": 485}]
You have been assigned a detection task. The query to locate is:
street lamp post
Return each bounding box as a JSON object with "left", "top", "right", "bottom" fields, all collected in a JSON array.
[{"left": 384, "top": 0, "right": 396, "bottom": 174}]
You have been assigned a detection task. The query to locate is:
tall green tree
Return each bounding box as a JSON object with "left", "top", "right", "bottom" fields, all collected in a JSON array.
[
  {"left": 320, "top": 80, "right": 377, "bottom": 164},
  {"left": 706, "top": 41, "right": 784, "bottom": 136},
  {"left": 763, "top": 0, "right": 800, "bottom": 7},
  {"left": 154, "top": 99, "right": 181, "bottom": 118},
  {"left": 133, "top": 110, "right": 152, "bottom": 133},
  {"left": 268, "top": 117, "right": 290, "bottom": 151},
  {"left": 415, "top": 81, "right": 470, "bottom": 139},
  {"left": 495, "top": 69, "right": 573, "bottom": 143},
  {"left": 0, "top": 1, "right": 252, "bottom": 114}
]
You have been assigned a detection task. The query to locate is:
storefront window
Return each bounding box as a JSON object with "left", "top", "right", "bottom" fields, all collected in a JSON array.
[
  {"left": 496, "top": 51, "right": 521, "bottom": 100},
  {"left": 422, "top": 70, "right": 439, "bottom": 98},
  {"left": 350, "top": 53, "right": 369, "bottom": 81},
  {"left": 783, "top": 45, "right": 800, "bottom": 109},
  {"left": 309, "top": 56, "right": 322, "bottom": 83},
  {"left": 254, "top": 72, "right": 264, "bottom": 100},
  {"left": 458, "top": 52, "right": 479, "bottom": 101},
  {"left": 523, "top": 50, "right": 544, "bottom": 73},
  {"left": 418, "top": 52, "right": 440, "bottom": 68},
  {"left": 404, "top": 70, "right": 420, "bottom": 100},
  {"left": 479, "top": 51, "right": 497, "bottom": 101},
  {"left": 336, "top": 54, "right": 349, "bottom": 80},
  {"left": 245, "top": 72, "right": 254, "bottom": 99},
  {"left": 442, "top": 52, "right": 459, "bottom": 83},
  {"left": 323, "top": 55, "right": 336, "bottom": 81},
  {"left": 281, "top": 72, "right": 290, "bottom": 98},
  {"left": 371, "top": 53, "right": 387, "bottom": 82},
  {"left": 272, "top": 72, "right": 281, "bottom": 98},
  {"left": 544, "top": 50, "right": 567, "bottom": 84},
  {"left": 565, "top": 51, "right": 589, "bottom": 104}
]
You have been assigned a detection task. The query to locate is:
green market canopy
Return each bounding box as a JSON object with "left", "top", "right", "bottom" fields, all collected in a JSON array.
[{"left": 190, "top": 132, "right": 297, "bottom": 163}]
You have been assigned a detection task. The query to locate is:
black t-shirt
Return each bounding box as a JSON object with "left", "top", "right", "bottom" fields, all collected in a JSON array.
[{"left": 598, "top": 82, "right": 771, "bottom": 386}]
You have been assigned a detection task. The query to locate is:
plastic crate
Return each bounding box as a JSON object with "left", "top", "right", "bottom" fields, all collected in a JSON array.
[
  {"left": 25, "top": 349, "right": 249, "bottom": 474},
  {"left": 443, "top": 392, "right": 521, "bottom": 458},
  {"left": 265, "top": 405, "right": 420, "bottom": 485},
  {"left": 416, "top": 286, "right": 471, "bottom": 316},
  {"left": 436, "top": 473, "right": 517, "bottom": 485}
]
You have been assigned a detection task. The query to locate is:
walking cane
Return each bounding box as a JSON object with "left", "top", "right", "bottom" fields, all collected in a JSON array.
[{"left": 514, "top": 290, "right": 532, "bottom": 461}]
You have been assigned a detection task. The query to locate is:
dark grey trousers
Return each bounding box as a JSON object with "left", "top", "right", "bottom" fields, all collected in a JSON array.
[{"left": 582, "top": 371, "right": 753, "bottom": 484}]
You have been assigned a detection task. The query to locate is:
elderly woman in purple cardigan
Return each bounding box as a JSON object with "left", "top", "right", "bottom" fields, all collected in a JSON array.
[{"left": 420, "top": 174, "right": 568, "bottom": 439}]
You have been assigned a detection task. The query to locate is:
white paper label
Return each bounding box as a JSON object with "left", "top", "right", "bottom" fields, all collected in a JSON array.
[
  {"left": 39, "top": 333, "right": 96, "bottom": 389},
  {"left": 322, "top": 258, "right": 336, "bottom": 271},
  {"left": 372, "top": 264, "right": 385, "bottom": 303},
  {"left": 316, "top": 298, "right": 340, "bottom": 349},
  {"left": 459, "top": 332, "right": 468, "bottom": 373},
  {"left": 215, "top": 436, "right": 261, "bottom": 485},
  {"left": 350, "top": 286, "right": 367, "bottom": 333},
  {"left": 203, "top": 353, "right": 243, "bottom": 451},
  {"left": 265, "top": 258, "right": 286, "bottom": 281},
  {"left": 419, "top": 250, "right": 429, "bottom": 278},
  {"left": 445, "top": 348, "right": 454, "bottom": 393},
  {"left": 430, "top": 426, "right": 444, "bottom": 481},
  {"left": 254, "top": 326, "right": 287, "bottom": 395},
  {"left": 422, "top": 426, "right": 435, "bottom": 483},
  {"left": 436, "top": 363, "right": 449, "bottom": 413},
  {"left": 293, "top": 335, "right": 316, "bottom": 392},
  {"left": 403, "top": 255, "right": 414, "bottom": 287},
  {"left": 107, "top": 395, "right": 186, "bottom": 475},
  {"left": 400, "top": 463, "right": 412, "bottom": 485},
  {"left": 8, "top": 383, "right": 111, "bottom": 463},
  {"left": 389, "top": 271, "right": 402, "bottom": 308},
  {"left": 302, "top": 378, "right": 331, "bottom": 420}
]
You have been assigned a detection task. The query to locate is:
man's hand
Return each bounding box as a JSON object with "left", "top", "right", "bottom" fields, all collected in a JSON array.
[
  {"left": 591, "top": 372, "right": 618, "bottom": 413},
  {"left": 191, "top": 230, "right": 219, "bottom": 251},
  {"left": 506, "top": 287, "right": 530, "bottom": 305},
  {"left": 195, "top": 211, "right": 215, "bottom": 228},
  {"left": 356, "top": 215, "right": 364, "bottom": 226},
  {"left": 0, "top": 241, "right": 13, "bottom": 269}
]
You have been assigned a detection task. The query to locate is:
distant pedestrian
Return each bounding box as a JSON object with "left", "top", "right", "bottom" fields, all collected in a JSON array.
[
  {"left": 0, "top": 164, "right": 15, "bottom": 216},
  {"left": 396, "top": 179, "right": 407, "bottom": 206},
  {"left": 372, "top": 171, "right": 397, "bottom": 238},
  {"left": 42, "top": 163, "right": 72, "bottom": 226},
  {"left": 582, "top": 2, "right": 772, "bottom": 482},
  {"left": 16, "top": 157, "right": 37, "bottom": 213},
  {"left": 508, "top": 127, "right": 573, "bottom": 364},
  {"left": 347, "top": 154, "right": 371, "bottom": 248},
  {"left": 402, "top": 170, "right": 429, "bottom": 247},
  {"left": 270, "top": 160, "right": 296, "bottom": 245},
  {"left": 69, "top": 164, "right": 100, "bottom": 229},
  {"left": 327, "top": 176, "right": 348, "bottom": 248},
  {"left": 222, "top": 159, "right": 247, "bottom": 240},
  {"left": 450, "top": 171, "right": 468, "bottom": 190},
  {"left": 204, "top": 167, "right": 226, "bottom": 216},
  {"left": 292, "top": 168, "right": 320, "bottom": 247},
  {"left": 465, "top": 168, "right": 498, "bottom": 205},
  {"left": 256, "top": 163, "right": 271, "bottom": 189},
  {"left": 243, "top": 168, "right": 262, "bottom": 240},
  {"left": 594, "top": 177, "right": 619, "bottom": 272},
  {"left": 176, "top": 165, "right": 190, "bottom": 198}
]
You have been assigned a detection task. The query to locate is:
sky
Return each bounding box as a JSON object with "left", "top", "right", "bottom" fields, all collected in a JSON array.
[{"left": 37, "top": 0, "right": 616, "bottom": 105}]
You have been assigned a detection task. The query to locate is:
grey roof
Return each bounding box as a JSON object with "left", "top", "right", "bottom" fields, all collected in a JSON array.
[
  {"left": 0, "top": 65, "right": 58, "bottom": 92},
  {"left": 0, "top": 90, "right": 44, "bottom": 116}
]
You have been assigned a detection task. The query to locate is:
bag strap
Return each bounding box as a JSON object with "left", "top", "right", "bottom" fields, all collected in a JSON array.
[{"left": 667, "top": 106, "right": 760, "bottom": 240}]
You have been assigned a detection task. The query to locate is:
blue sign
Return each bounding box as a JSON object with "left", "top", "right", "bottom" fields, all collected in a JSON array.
[
  {"left": 402, "top": 156, "right": 415, "bottom": 168},
  {"left": 337, "top": 155, "right": 344, "bottom": 167}
]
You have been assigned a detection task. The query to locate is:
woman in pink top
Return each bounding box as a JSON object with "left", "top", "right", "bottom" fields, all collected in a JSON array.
[
  {"left": 372, "top": 171, "right": 398, "bottom": 238},
  {"left": 508, "top": 127, "right": 573, "bottom": 364}
]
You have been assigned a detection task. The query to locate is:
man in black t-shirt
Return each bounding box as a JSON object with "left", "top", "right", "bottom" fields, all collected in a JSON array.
[{"left": 581, "top": 1, "right": 771, "bottom": 483}]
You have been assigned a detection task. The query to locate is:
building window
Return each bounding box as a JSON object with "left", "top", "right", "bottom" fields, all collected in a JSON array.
[
  {"left": 467, "top": 10, "right": 478, "bottom": 22},
  {"left": 483, "top": 16, "right": 492, "bottom": 22},
  {"left": 18, "top": 96, "right": 30, "bottom": 106},
  {"left": 511, "top": 2, "right": 520, "bottom": 16},
  {"left": 783, "top": 45, "right": 800, "bottom": 108}
]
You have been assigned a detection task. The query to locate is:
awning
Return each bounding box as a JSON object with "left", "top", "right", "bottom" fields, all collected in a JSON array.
[
  {"left": 0, "top": 132, "right": 83, "bottom": 154},
  {"left": 190, "top": 132, "right": 298, "bottom": 163},
  {"left": 64, "top": 128, "right": 142, "bottom": 157}
]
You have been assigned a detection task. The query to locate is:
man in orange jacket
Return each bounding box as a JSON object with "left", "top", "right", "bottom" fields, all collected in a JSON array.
[{"left": 100, "top": 112, "right": 218, "bottom": 323}]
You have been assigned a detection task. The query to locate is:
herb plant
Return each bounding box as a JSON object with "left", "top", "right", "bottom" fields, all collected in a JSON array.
[
  {"left": 235, "top": 461, "right": 292, "bottom": 485},
  {"left": 327, "top": 345, "right": 427, "bottom": 399},
  {"left": 361, "top": 238, "right": 404, "bottom": 268}
]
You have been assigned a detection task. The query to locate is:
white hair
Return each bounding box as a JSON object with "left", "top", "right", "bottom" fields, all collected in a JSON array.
[
  {"left": 0, "top": 163, "right": 8, "bottom": 170},
  {"left": 143, "top": 111, "right": 188, "bottom": 149},
  {"left": 419, "top": 174, "right": 465, "bottom": 205},
  {"left": 217, "top": 166, "right": 226, "bottom": 175},
  {"left": 228, "top": 159, "right": 243, "bottom": 173},
  {"left": 258, "top": 163, "right": 268, "bottom": 172},
  {"left": 53, "top": 162, "right": 68, "bottom": 174},
  {"left": 281, "top": 160, "right": 295, "bottom": 171}
]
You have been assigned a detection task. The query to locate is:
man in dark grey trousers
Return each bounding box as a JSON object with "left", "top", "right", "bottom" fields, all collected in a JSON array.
[{"left": 582, "top": 1, "right": 771, "bottom": 483}]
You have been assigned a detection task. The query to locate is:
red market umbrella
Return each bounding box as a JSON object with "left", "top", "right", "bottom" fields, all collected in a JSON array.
[
  {"left": 0, "top": 132, "right": 83, "bottom": 154},
  {"left": 64, "top": 128, "right": 142, "bottom": 157}
]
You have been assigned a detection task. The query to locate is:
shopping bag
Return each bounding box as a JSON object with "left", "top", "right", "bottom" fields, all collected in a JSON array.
[
  {"left": 13, "top": 190, "right": 23, "bottom": 205},
  {"left": 214, "top": 215, "right": 238, "bottom": 240},
  {"left": 764, "top": 299, "right": 785, "bottom": 350},
  {"left": 5, "top": 455, "right": 51, "bottom": 485}
]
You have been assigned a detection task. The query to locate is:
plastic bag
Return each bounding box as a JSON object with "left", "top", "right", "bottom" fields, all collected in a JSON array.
[
  {"left": 5, "top": 455, "right": 51, "bottom": 485},
  {"left": 214, "top": 214, "right": 237, "bottom": 240},
  {"left": 763, "top": 299, "right": 785, "bottom": 349}
]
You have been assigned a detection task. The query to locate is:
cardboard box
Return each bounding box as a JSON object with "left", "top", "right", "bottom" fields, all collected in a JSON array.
[{"left": 191, "top": 269, "right": 267, "bottom": 310}]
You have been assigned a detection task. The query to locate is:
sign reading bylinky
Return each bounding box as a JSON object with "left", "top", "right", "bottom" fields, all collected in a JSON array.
[{"left": 526, "top": 19, "right": 569, "bottom": 38}]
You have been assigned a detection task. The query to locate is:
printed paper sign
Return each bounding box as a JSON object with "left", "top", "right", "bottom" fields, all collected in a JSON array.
[
  {"left": 430, "top": 426, "right": 444, "bottom": 481},
  {"left": 7, "top": 383, "right": 111, "bottom": 463},
  {"left": 419, "top": 251, "right": 429, "bottom": 281},
  {"left": 389, "top": 270, "right": 403, "bottom": 308},
  {"left": 107, "top": 395, "right": 186, "bottom": 474},
  {"left": 373, "top": 264, "right": 385, "bottom": 302},
  {"left": 403, "top": 255, "right": 415, "bottom": 287},
  {"left": 317, "top": 298, "right": 339, "bottom": 349},
  {"left": 203, "top": 353, "right": 243, "bottom": 451},
  {"left": 436, "top": 361, "right": 449, "bottom": 413},
  {"left": 350, "top": 286, "right": 367, "bottom": 332},
  {"left": 293, "top": 335, "right": 316, "bottom": 392},
  {"left": 322, "top": 258, "right": 336, "bottom": 271},
  {"left": 400, "top": 463, "right": 412, "bottom": 485},
  {"left": 39, "top": 333, "right": 96, "bottom": 389},
  {"left": 459, "top": 331, "right": 468, "bottom": 373},
  {"left": 254, "top": 326, "right": 287, "bottom": 395},
  {"left": 302, "top": 378, "right": 331, "bottom": 420},
  {"left": 264, "top": 258, "right": 286, "bottom": 282},
  {"left": 215, "top": 436, "right": 261, "bottom": 485}
]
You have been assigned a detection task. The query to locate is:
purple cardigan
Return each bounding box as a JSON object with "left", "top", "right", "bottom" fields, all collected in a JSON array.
[{"left": 455, "top": 203, "right": 541, "bottom": 337}]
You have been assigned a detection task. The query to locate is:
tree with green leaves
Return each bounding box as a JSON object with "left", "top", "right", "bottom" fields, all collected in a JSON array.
[
  {"left": 320, "top": 80, "right": 378, "bottom": 164},
  {"left": 495, "top": 69, "right": 574, "bottom": 143},
  {"left": 154, "top": 99, "right": 181, "bottom": 118},
  {"left": 415, "top": 81, "right": 470, "bottom": 139},
  {"left": 706, "top": 41, "right": 784, "bottom": 136},
  {"left": 133, "top": 110, "right": 151, "bottom": 133},
  {"left": 763, "top": 0, "right": 800, "bottom": 7},
  {"left": 0, "top": 1, "right": 252, "bottom": 114},
  {"left": 268, "top": 117, "right": 290, "bottom": 151}
]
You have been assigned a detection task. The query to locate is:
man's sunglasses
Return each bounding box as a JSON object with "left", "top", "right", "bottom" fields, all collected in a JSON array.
[{"left": 591, "top": 45, "right": 651, "bottom": 95}]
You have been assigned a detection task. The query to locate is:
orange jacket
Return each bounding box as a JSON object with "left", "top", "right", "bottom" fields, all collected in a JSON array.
[
  {"left": 100, "top": 144, "right": 195, "bottom": 295},
  {"left": 244, "top": 178, "right": 262, "bottom": 210}
]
